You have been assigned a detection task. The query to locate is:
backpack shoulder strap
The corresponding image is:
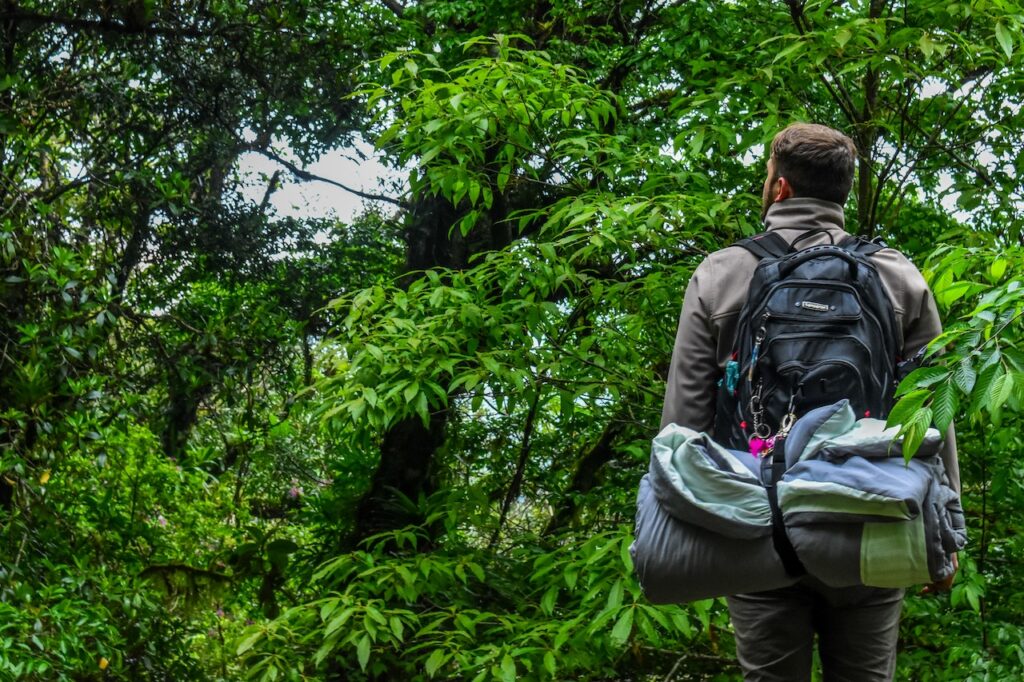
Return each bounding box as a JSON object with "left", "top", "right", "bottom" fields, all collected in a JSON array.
[
  {"left": 733, "top": 231, "right": 792, "bottom": 260},
  {"left": 839, "top": 234, "right": 887, "bottom": 257}
]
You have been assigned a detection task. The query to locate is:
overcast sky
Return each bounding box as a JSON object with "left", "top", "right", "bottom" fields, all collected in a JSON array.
[{"left": 236, "top": 139, "right": 404, "bottom": 224}]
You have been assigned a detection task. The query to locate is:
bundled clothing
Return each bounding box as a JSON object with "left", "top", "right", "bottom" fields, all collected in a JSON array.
[{"left": 631, "top": 401, "right": 966, "bottom": 604}]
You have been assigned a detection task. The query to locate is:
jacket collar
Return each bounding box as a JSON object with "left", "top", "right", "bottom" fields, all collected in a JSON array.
[{"left": 763, "top": 197, "right": 846, "bottom": 233}]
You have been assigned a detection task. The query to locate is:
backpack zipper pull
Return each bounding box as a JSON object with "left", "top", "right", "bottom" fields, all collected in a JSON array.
[{"left": 747, "top": 312, "right": 770, "bottom": 381}]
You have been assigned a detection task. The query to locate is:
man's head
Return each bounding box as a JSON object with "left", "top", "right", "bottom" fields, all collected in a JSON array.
[{"left": 761, "top": 123, "right": 858, "bottom": 219}]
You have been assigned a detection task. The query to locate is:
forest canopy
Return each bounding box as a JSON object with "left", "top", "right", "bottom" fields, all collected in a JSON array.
[{"left": 1, "top": 0, "right": 1023, "bottom": 680}]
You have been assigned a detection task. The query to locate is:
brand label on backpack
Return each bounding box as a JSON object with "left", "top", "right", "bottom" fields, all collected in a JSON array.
[{"left": 799, "top": 301, "right": 830, "bottom": 312}]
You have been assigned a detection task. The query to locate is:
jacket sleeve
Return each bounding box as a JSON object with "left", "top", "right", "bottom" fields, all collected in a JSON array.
[
  {"left": 661, "top": 260, "right": 720, "bottom": 433},
  {"left": 900, "top": 264, "right": 962, "bottom": 493}
]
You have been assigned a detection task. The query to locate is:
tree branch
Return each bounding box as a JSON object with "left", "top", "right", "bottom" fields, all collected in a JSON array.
[
  {"left": 785, "top": 0, "right": 860, "bottom": 126},
  {"left": 380, "top": 0, "right": 406, "bottom": 18},
  {"left": 544, "top": 416, "right": 626, "bottom": 536},
  {"left": 0, "top": 9, "right": 214, "bottom": 39},
  {"left": 490, "top": 382, "right": 544, "bottom": 548},
  {"left": 259, "top": 170, "right": 282, "bottom": 214},
  {"left": 255, "top": 148, "right": 409, "bottom": 209},
  {"left": 877, "top": 77, "right": 992, "bottom": 222}
]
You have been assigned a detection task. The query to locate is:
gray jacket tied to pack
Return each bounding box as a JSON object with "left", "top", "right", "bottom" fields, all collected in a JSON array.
[{"left": 630, "top": 400, "right": 966, "bottom": 605}]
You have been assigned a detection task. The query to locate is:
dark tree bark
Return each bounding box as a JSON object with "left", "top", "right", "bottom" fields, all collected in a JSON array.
[{"left": 352, "top": 409, "right": 448, "bottom": 542}]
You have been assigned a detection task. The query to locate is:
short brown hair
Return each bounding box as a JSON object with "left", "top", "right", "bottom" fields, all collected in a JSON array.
[{"left": 770, "top": 123, "right": 858, "bottom": 204}]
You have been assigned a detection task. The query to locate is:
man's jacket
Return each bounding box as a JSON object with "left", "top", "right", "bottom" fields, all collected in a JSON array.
[
  {"left": 660, "top": 197, "right": 960, "bottom": 491},
  {"left": 631, "top": 401, "right": 966, "bottom": 605}
]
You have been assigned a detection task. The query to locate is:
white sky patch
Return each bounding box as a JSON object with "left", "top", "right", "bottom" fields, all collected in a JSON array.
[
  {"left": 236, "top": 138, "right": 406, "bottom": 225},
  {"left": 742, "top": 143, "right": 765, "bottom": 167},
  {"left": 918, "top": 77, "right": 948, "bottom": 99}
]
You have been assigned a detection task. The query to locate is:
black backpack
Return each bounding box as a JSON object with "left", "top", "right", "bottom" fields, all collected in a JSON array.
[
  {"left": 714, "top": 231, "right": 902, "bottom": 454},
  {"left": 712, "top": 229, "right": 903, "bottom": 576}
]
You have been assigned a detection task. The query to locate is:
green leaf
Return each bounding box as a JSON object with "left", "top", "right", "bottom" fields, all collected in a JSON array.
[
  {"left": 989, "top": 371, "right": 1013, "bottom": 411},
  {"left": 610, "top": 607, "right": 634, "bottom": 646},
  {"left": 692, "top": 598, "right": 713, "bottom": 630},
  {"left": 606, "top": 578, "right": 624, "bottom": 610},
  {"left": 773, "top": 39, "right": 805, "bottom": 63},
  {"left": 996, "top": 21, "right": 1014, "bottom": 59},
  {"left": 989, "top": 258, "right": 1008, "bottom": 282},
  {"left": 500, "top": 653, "right": 516, "bottom": 682},
  {"left": 357, "top": 634, "right": 371, "bottom": 671},
  {"left": 496, "top": 166, "right": 511, "bottom": 192},
  {"left": 425, "top": 649, "right": 445, "bottom": 677},
  {"left": 900, "top": 407, "right": 933, "bottom": 460},
  {"left": 559, "top": 391, "right": 575, "bottom": 419},
  {"left": 966, "top": 583, "right": 981, "bottom": 612},
  {"left": 404, "top": 382, "right": 420, "bottom": 402},
  {"left": 689, "top": 127, "right": 705, "bottom": 156},
  {"left": 267, "top": 538, "right": 298, "bottom": 570},
  {"left": 267, "top": 538, "right": 298, "bottom": 554},
  {"left": 325, "top": 608, "right": 355, "bottom": 636},
  {"left": 543, "top": 650, "right": 557, "bottom": 676},
  {"left": 931, "top": 381, "right": 959, "bottom": 432},
  {"left": 389, "top": 616, "right": 404, "bottom": 641},
  {"left": 896, "top": 366, "right": 948, "bottom": 396},
  {"left": 972, "top": 363, "right": 1002, "bottom": 413},
  {"left": 671, "top": 611, "right": 693, "bottom": 639},
  {"left": 236, "top": 630, "right": 263, "bottom": 655},
  {"left": 563, "top": 566, "right": 578, "bottom": 589},
  {"left": 936, "top": 281, "right": 974, "bottom": 309},
  {"left": 919, "top": 33, "right": 935, "bottom": 59},
  {"left": 620, "top": 536, "right": 633, "bottom": 572},
  {"left": 886, "top": 389, "right": 930, "bottom": 429},
  {"left": 540, "top": 585, "right": 558, "bottom": 615},
  {"left": 314, "top": 640, "right": 335, "bottom": 666},
  {"left": 952, "top": 358, "right": 977, "bottom": 395},
  {"left": 414, "top": 391, "right": 429, "bottom": 424}
]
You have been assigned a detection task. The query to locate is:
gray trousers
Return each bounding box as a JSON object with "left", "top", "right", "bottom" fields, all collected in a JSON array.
[{"left": 726, "top": 577, "right": 904, "bottom": 682}]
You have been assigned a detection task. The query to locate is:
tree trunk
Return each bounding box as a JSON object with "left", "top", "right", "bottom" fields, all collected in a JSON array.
[
  {"left": 352, "top": 410, "right": 448, "bottom": 543},
  {"left": 349, "top": 192, "right": 461, "bottom": 546}
]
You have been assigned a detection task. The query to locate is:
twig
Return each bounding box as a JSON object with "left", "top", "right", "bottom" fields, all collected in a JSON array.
[
  {"left": 662, "top": 656, "right": 685, "bottom": 682},
  {"left": 259, "top": 170, "right": 282, "bottom": 214},
  {"left": 489, "top": 381, "right": 544, "bottom": 548}
]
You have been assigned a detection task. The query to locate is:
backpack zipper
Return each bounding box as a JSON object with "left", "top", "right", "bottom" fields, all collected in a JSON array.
[{"left": 747, "top": 312, "right": 770, "bottom": 382}]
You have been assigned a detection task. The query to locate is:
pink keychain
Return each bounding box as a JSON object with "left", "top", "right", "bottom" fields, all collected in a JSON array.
[{"left": 749, "top": 436, "right": 775, "bottom": 457}]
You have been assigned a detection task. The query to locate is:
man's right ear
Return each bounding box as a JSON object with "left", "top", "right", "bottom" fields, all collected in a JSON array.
[{"left": 773, "top": 176, "right": 794, "bottom": 202}]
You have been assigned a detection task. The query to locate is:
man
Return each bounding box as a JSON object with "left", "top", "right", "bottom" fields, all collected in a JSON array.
[{"left": 660, "top": 123, "right": 959, "bottom": 681}]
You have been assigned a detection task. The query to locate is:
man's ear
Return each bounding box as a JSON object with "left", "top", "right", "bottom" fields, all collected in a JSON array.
[{"left": 774, "top": 176, "right": 794, "bottom": 202}]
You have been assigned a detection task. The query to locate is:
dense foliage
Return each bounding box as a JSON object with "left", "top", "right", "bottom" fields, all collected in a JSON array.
[{"left": 1, "top": 0, "right": 1023, "bottom": 680}]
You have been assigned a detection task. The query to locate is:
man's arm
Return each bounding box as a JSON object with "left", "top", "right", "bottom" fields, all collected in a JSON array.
[{"left": 661, "top": 261, "right": 720, "bottom": 433}]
